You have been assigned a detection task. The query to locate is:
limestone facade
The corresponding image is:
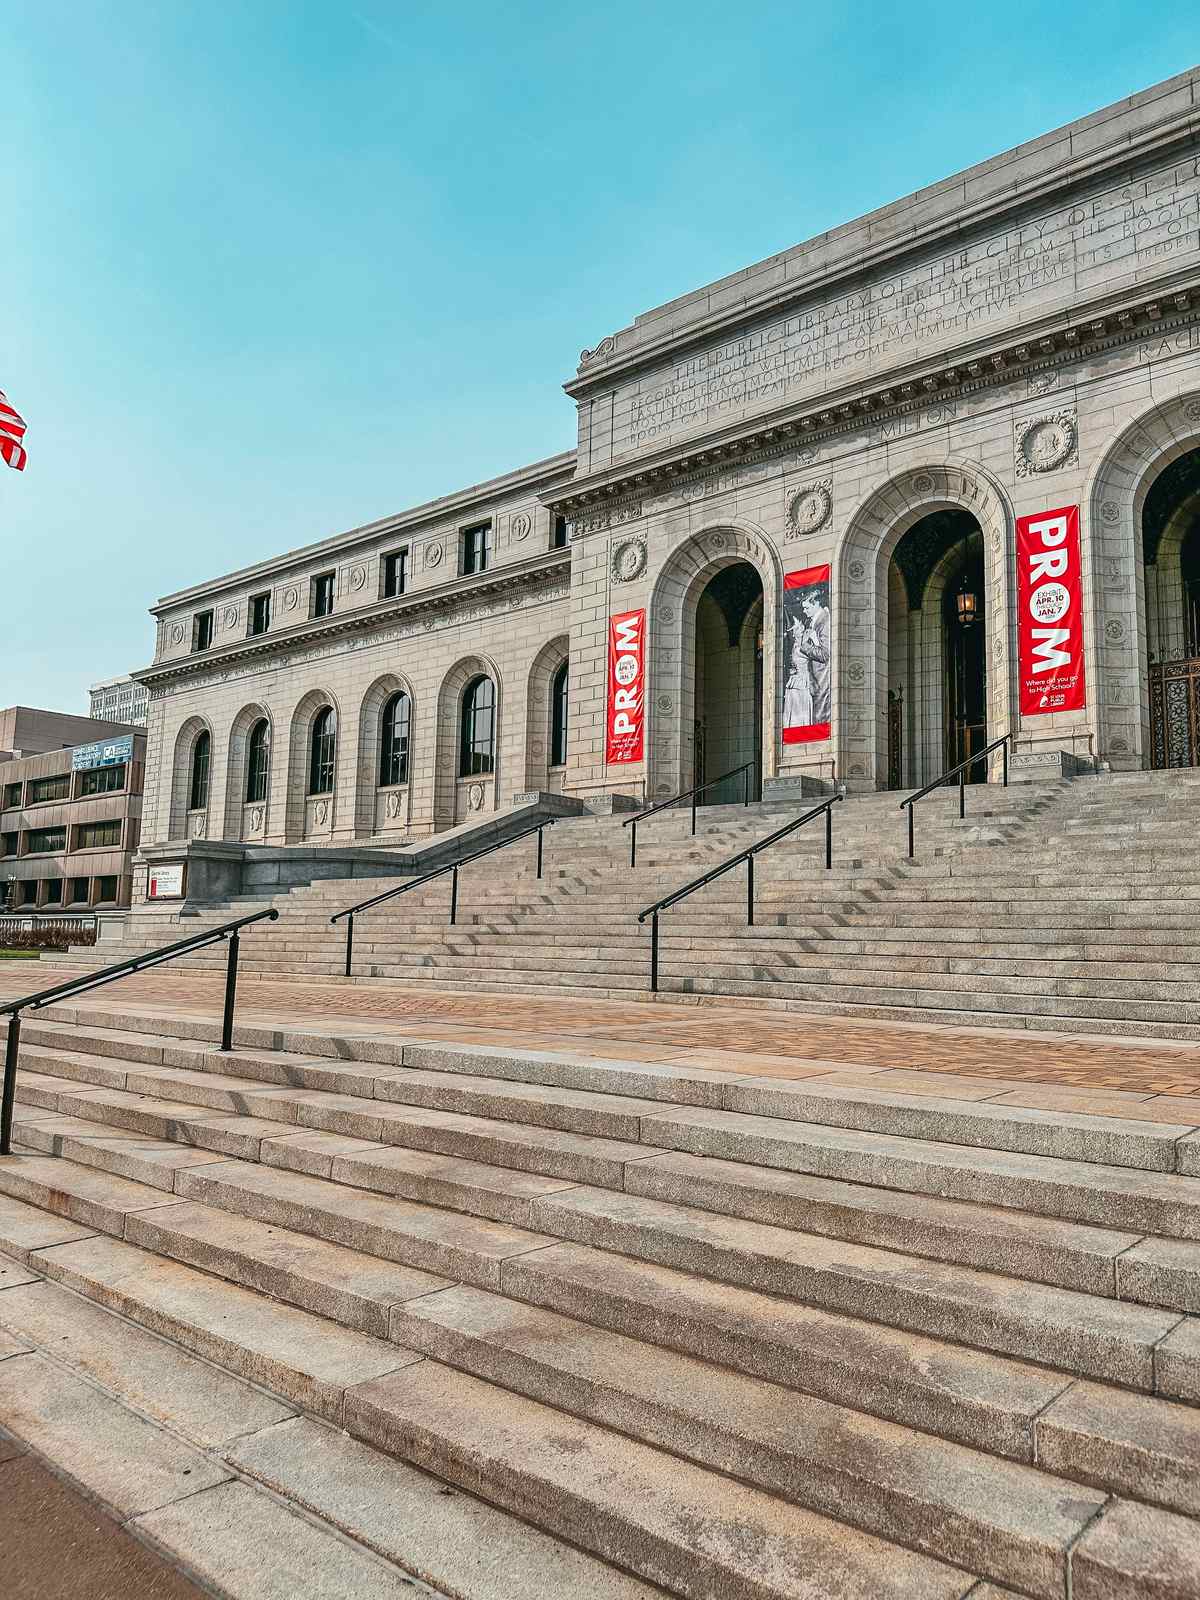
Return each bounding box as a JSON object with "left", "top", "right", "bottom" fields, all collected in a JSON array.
[{"left": 136, "top": 69, "right": 1200, "bottom": 880}]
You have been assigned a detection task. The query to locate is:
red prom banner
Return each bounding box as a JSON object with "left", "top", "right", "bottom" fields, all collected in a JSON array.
[
  {"left": 782, "top": 564, "right": 832, "bottom": 743},
  {"left": 1017, "top": 504, "right": 1086, "bottom": 715},
  {"left": 606, "top": 607, "right": 645, "bottom": 764}
]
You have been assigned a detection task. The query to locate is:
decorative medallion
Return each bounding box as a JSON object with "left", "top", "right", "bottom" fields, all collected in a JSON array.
[
  {"left": 1105, "top": 616, "right": 1125, "bottom": 643},
  {"left": 282, "top": 586, "right": 299, "bottom": 611},
  {"left": 349, "top": 566, "right": 366, "bottom": 592},
  {"left": 510, "top": 511, "right": 532, "bottom": 541},
  {"left": 170, "top": 623, "right": 185, "bottom": 645},
  {"left": 709, "top": 532, "right": 727, "bottom": 549},
  {"left": 657, "top": 695, "right": 673, "bottom": 713},
  {"left": 847, "top": 661, "right": 866, "bottom": 686},
  {"left": 910, "top": 473, "right": 936, "bottom": 496},
  {"left": 424, "top": 541, "right": 444, "bottom": 569},
  {"left": 1110, "top": 737, "right": 1130, "bottom": 755},
  {"left": 611, "top": 536, "right": 648, "bottom": 584},
  {"left": 659, "top": 605, "right": 675, "bottom": 625},
  {"left": 848, "top": 762, "right": 866, "bottom": 778},
  {"left": 787, "top": 479, "right": 833, "bottom": 537},
  {"left": 1101, "top": 501, "right": 1121, "bottom": 524},
  {"left": 848, "top": 559, "right": 866, "bottom": 582},
  {"left": 992, "top": 636, "right": 1003, "bottom": 662},
  {"left": 385, "top": 791, "right": 401, "bottom": 819},
  {"left": 468, "top": 782, "right": 485, "bottom": 811},
  {"left": 1015, "top": 409, "right": 1078, "bottom": 477},
  {"left": 222, "top": 605, "right": 238, "bottom": 627},
  {"left": 1185, "top": 399, "right": 1200, "bottom": 423},
  {"left": 316, "top": 800, "right": 329, "bottom": 825}
]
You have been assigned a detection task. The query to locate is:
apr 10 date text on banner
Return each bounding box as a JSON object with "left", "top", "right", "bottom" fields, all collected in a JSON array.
[
  {"left": 782, "top": 565, "right": 833, "bottom": 743},
  {"left": 1017, "top": 505, "right": 1086, "bottom": 715},
  {"left": 606, "top": 608, "right": 645, "bottom": 764}
]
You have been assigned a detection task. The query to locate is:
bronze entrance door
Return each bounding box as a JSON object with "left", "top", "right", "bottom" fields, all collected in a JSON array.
[{"left": 1150, "top": 658, "right": 1200, "bottom": 768}]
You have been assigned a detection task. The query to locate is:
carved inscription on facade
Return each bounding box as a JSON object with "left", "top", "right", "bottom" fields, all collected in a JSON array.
[{"left": 611, "top": 156, "right": 1200, "bottom": 457}]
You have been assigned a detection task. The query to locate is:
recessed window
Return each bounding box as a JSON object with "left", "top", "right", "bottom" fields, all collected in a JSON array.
[
  {"left": 308, "top": 707, "right": 336, "bottom": 795},
  {"left": 28, "top": 775, "right": 70, "bottom": 804},
  {"left": 1, "top": 833, "right": 18, "bottom": 858},
  {"left": 43, "top": 878, "right": 62, "bottom": 905},
  {"left": 379, "top": 692, "right": 411, "bottom": 787},
  {"left": 3, "top": 783, "right": 22, "bottom": 809},
  {"left": 250, "top": 592, "right": 271, "bottom": 635},
  {"left": 68, "top": 876, "right": 90, "bottom": 904},
  {"left": 95, "top": 875, "right": 119, "bottom": 903},
  {"left": 245, "top": 719, "right": 270, "bottom": 803},
  {"left": 78, "top": 765, "right": 126, "bottom": 797},
  {"left": 312, "top": 572, "right": 335, "bottom": 619},
  {"left": 25, "top": 827, "right": 67, "bottom": 855},
  {"left": 193, "top": 610, "right": 214, "bottom": 652},
  {"left": 18, "top": 881, "right": 37, "bottom": 906},
  {"left": 75, "top": 820, "right": 122, "bottom": 850},
  {"left": 461, "top": 523, "right": 491, "bottom": 576},
  {"left": 383, "top": 548, "right": 409, "bottom": 599},
  {"left": 189, "top": 731, "right": 211, "bottom": 811},
  {"left": 551, "top": 515, "right": 570, "bottom": 550},
  {"left": 551, "top": 661, "right": 569, "bottom": 768},
  {"left": 459, "top": 676, "right": 496, "bottom": 777}
]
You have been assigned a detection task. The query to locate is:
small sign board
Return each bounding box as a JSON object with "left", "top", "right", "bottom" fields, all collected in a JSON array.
[
  {"left": 73, "top": 733, "right": 135, "bottom": 772},
  {"left": 147, "top": 863, "right": 186, "bottom": 900}
]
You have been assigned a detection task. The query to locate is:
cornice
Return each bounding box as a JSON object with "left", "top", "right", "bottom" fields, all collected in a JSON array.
[
  {"left": 136, "top": 550, "right": 571, "bottom": 687},
  {"left": 566, "top": 111, "right": 1200, "bottom": 395},
  {"left": 545, "top": 277, "right": 1200, "bottom": 521}
]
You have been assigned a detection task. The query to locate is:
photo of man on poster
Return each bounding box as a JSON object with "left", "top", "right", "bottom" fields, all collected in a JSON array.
[{"left": 782, "top": 566, "right": 832, "bottom": 742}]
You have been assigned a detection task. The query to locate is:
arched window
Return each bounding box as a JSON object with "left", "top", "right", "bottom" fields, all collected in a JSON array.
[
  {"left": 245, "top": 719, "right": 270, "bottom": 803},
  {"left": 379, "top": 692, "right": 411, "bottom": 786},
  {"left": 459, "top": 676, "right": 495, "bottom": 776},
  {"left": 189, "top": 731, "right": 210, "bottom": 811},
  {"left": 308, "top": 706, "right": 336, "bottom": 795},
  {"left": 550, "top": 662, "right": 568, "bottom": 768}
]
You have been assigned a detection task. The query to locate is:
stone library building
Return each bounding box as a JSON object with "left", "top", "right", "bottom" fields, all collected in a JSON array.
[{"left": 132, "top": 71, "right": 1200, "bottom": 903}]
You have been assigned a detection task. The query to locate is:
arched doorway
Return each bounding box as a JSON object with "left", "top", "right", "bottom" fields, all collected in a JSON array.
[
  {"left": 693, "top": 563, "right": 764, "bottom": 803},
  {"left": 1143, "top": 444, "right": 1200, "bottom": 768},
  {"left": 885, "top": 509, "right": 987, "bottom": 789}
]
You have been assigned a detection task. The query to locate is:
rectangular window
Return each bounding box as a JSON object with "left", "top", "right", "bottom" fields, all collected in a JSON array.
[
  {"left": 28, "top": 774, "right": 70, "bottom": 804},
  {"left": 250, "top": 592, "right": 272, "bottom": 635},
  {"left": 42, "top": 878, "right": 62, "bottom": 905},
  {"left": 3, "top": 782, "right": 22, "bottom": 809},
  {"left": 68, "top": 876, "right": 90, "bottom": 904},
  {"left": 95, "top": 875, "right": 119, "bottom": 903},
  {"left": 551, "top": 515, "right": 570, "bottom": 549},
  {"left": 78, "top": 765, "right": 126, "bottom": 797},
  {"left": 312, "top": 571, "right": 335, "bottom": 618},
  {"left": 19, "top": 881, "right": 37, "bottom": 906},
  {"left": 74, "top": 820, "right": 122, "bottom": 850},
  {"left": 24, "top": 827, "right": 67, "bottom": 854},
  {"left": 461, "top": 522, "right": 491, "bottom": 576},
  {"left": 382, "top": 548, "right": 408, "bottom": 599},
  {"left": 1, "top": 833, "right": 17, "bottom": 858},
  {"left": 193, "top": 610, "right": 214, "bottom": 652}
]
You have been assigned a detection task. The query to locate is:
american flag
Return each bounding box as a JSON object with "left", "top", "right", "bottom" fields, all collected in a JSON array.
[{"left": 0, "top": 390, "right": 27, "bottom": 472}]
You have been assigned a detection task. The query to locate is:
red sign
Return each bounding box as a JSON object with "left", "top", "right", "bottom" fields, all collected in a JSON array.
[
  {"left": 782, "top": 564, "right": 832, "bottom": 744},
  {"left": 1017, "top": 504, "right": 1086, "bottom": 715},
  {"left": 606, "top": 608, "right": 645, "bottom": 764}
]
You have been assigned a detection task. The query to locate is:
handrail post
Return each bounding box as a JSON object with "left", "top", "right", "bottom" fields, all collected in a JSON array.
[
  {"left": 744, "top": 765, "right": 750, "bottom": 806},
  {"left": 344, "top": 913, "right": 354, "bottom": 979},
  {"left": 650, "top": 911, "right": 659, "bottom": 992},
  {"left": 450, "top": 865, "right": 459, "bottom": 926},
  {"left": 219, "top": 932, "right": 240, "bottom": 1053},
  {"left": 1002, "top": 736, "right": 1009, "bottom": 787},
  {"left": 747, "top": 852, "right": 755, "bottom": 927},
  {"left": 825, "top": 803, "right": 833, "bottom": 869},
  {"left": 691, "top": 787, "right": 698, "bottom": 837},
  {"left": 536, "top": 825, "right": 544, "bottom": 881},
  {"left": 959, "top": 767, "right": 966, "bottom": 820},
  {"left": 908, "top": 803, "right": 915, "bottom": 860},
  {"left": 0, "top": 1012, "right": 19, "bottom": 1156},
  {"left": 630, "top": 821, "right": 637, "bottom": 870}
]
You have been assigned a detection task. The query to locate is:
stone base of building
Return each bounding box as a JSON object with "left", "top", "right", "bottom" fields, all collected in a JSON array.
[
  {"left": 1009, "top": 748, "right": 1096, "bottom": 783},
  {"left": 761, "top": 774, "right": 836, "bottom": 803}
]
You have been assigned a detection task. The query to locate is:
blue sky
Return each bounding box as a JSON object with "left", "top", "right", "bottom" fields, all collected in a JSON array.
[{"left": 3, "top": 2, "right": 1196, "bottom": 709}]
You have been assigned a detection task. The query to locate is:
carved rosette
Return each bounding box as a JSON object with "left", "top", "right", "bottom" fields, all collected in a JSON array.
[
  {"left": 1015, "top": 410, "right": 1078, "bottom": 477},
  {"left": 611, "top": 536, "right": 648, "bottom": 583},
  {"left": 786, "top": 479, "right": 833, "bottom": 537}
]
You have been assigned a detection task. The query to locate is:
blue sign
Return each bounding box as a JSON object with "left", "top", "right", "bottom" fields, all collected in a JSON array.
[{"left": 72, "top": 734, "right": 135, "bottom": 772}]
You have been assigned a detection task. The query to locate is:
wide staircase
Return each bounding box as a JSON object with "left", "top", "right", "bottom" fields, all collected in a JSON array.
[
  {"left": 72, "top": 767, "right": 1200, "bottom": 1039},
  {"left": 1, "top": 1004, "right": 1198, "bottom": 1595}
]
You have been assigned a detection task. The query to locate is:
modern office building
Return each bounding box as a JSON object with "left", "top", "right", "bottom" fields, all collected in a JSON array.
[{"left": 88, "top": 675, "right": 149, "bottom": 728}]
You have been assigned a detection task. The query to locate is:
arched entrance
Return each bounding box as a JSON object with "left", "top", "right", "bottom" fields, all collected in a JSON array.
[
  {"left": 693, "top": 564, "right": 764, "bottom": 803},
  {"left": 1143, "top": 445, "right": 1200, "bottom": 767}
]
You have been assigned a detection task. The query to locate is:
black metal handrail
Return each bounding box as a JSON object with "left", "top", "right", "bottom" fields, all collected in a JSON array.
[
  {"left": 0, "top": 906, "right": 279, "bottom": 1156},
  {"left": 622, "top": 761, "right": 754, "bottom": 868},
  {"left": 635, "top": 795, "right": 843, "bottom": 991},
  {"left": 330, "top": 818, "right": 556, "bottom": 977},
  {"left": 899, "top": 733, "right": 1011, "bottom": 858}
]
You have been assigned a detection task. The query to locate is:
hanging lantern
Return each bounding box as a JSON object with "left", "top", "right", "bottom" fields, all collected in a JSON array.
[{"left": 955, "top": 582, "right": 978, "bottom": 627}]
